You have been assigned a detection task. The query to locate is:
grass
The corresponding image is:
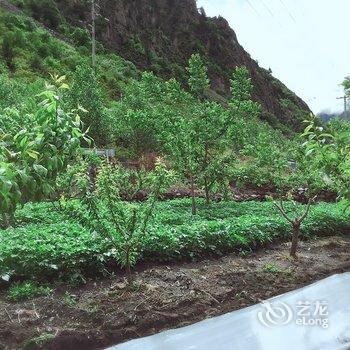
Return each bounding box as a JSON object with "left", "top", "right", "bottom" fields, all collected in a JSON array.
[{"left": 1, "top": 199, "right": 350, "bottom": 281}]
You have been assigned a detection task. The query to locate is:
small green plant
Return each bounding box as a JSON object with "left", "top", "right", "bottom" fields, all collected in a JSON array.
[
  {"left": 81, "top": 159, "right": 173, "bottom": 284},
  {"left": 62, "top": 291, "right": 78, "bottom": 306},
  {"left": 24, "top": 332, "right": 55, "bottom": 349},
  {"left": 8, "top": 281, "right": 52, "bottom": 301},
  {"left": 87, "top": 302, "right": 101, "bottom": 315},
  {"left": 263, "top": 264, "right": 291, "bottom": 275}
]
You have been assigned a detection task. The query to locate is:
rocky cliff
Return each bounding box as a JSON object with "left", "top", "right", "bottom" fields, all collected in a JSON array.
[{"left": 53, "top": 0, "right": 311, "bottom": 129}]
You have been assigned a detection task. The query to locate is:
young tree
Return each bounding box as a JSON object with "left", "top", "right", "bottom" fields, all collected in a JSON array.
[
  {"left": 112, "top": 72, "right": 164, "bottom": 156},
  {"left": 2, "top": 33, "right": 15, "bottom": 71},
  {"left": 67, "top": 63, "right": 110, "bottom": 145},
  {"left": 0, "top": 76, "right": 87, "bottom": 227},
  {"left": 273, "top": 195, "right": 316, "bottom": 257},
  {"left": 270, "top": 114, "right": 328, "bottom": 258},
  {"left": 159, "top": 77, "right": 203, "bottom": 214},
  {"left": 302, "top": 114, "right": 350, "bottom": 200},
  {"left": 75, "top": 160, "right": 173, "bottom": 284},
  {"left": 342, "top": 76, "right": 350, "bottom": 98},
  {"left": 186, "top": 53, "right": 210, "bottom": 100},
  {"left": 160, "top": 56, "right": 260, "bottom": 212},
  {"left": 200, "top": 66, "right": 261, "bottom": 203}
]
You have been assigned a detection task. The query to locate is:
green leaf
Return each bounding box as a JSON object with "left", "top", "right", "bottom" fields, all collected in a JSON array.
[
  {"left": 33, "top": 164, "right": 48, "bottom": 178},
  {"left": 27, "top": 150, "right": 39, "bottom": 160}
]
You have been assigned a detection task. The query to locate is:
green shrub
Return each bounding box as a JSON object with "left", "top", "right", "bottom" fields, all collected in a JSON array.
[
  {"left": 2, "top": 32, "right": 16, "bottom": 70},
  {"left": 28, "top": 0, "right": 61, "bottom": 29}
]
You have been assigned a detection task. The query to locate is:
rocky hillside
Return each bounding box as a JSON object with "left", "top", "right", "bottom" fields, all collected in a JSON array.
[
  {"left": 49, "top": 0, "right": 309, "bottom": 130},
  {"left": 7, "top": 0, "right": 310, "bottom": 130}
]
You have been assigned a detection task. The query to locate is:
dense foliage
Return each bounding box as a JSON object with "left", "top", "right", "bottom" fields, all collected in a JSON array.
[
  {"left": 303, "top": 115, "right": 350, "bottom": 201},
  {"left": 69, "top": 160, "right": 173, "bottom": 282},
  {"left": 1, "top": 4, "right": 349, "bottom": 290},
  {"left": 0, "top": 76, "right": 86, "bottom": 226},
  {"left": 0, "top": 9, "right": 322, "bottom": 195},
  {"left": 159, "top": 56, "right": 260, "bottom": 213},
  {"left": 1, "top": 199, "right": 349, "bottom": 281}
]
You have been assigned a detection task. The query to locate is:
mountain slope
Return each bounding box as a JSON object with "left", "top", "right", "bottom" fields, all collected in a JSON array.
[
  {"left": 49, "top": 0, "right": 311, "bottom": 131},
  {"left": 2, "top": 0, "right": 311, "bottom": 132}
]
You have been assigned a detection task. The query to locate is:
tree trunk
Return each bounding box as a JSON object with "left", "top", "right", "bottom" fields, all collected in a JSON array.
[
  {"left": 126, "top": 264, "right": 132, "bottom": 286},
  {"left": 2, "top": 213, "right": 11, "bottom": 228},
  {"left": 290, "top": 222, "right": 300, "bottom": 258},
  {"left": 204, "top": 178, "right": 210, "bottom": 205},
  {"left": 125, "top": 247, "right": 133, "bottom": 286},
  {"left": 88, "top": 165, "right": 96, "bottom": 193},
  {"left": 191, "top": 176, "right": 197, "bottom": 215}
]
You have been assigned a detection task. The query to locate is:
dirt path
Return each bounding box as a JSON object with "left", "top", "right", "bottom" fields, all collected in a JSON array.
[{"left": 1, "top": 235, "right": 349, "bottom": 350}]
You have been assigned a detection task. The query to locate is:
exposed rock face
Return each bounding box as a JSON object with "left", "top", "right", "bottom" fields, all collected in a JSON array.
[{"left": 57, "top": 0, "right": 310, "bottom": 130}]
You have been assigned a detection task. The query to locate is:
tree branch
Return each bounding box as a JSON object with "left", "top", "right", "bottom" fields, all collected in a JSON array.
[
  {"left": 298, "top": 196, "right": 316, "bottom": 223},
  {"left": 273, "top": 200, "right": 294, "bottom": 224}
]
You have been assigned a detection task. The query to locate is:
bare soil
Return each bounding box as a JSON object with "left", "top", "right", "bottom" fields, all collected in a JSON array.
[{"left": 1, "top": 235, "right": 349, "bottom": 350}]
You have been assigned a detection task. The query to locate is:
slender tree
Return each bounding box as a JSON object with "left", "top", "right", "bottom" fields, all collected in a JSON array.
[
  {"left": 68, "top": 63, "right": 109, "bottom": 145},
  {"left": 160, "top": 55, "right": 260, "bottom": 212},
  {"left": 273, "top": 196, "right": 315, "bottom": 257},
  {"left": 186, "top": 53, "right": 210, "bottom": 100},
  {"left": 76, "top": 160, "right": 173, "bottom": 284}
]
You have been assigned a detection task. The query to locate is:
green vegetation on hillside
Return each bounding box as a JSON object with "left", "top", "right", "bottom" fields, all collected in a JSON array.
[
  {"left": 0, "top": 8, "right": 314, "bottom": 193},
  {"left": 6, "top": 0, "right": 310, "bottom": 128},
  {"left": 0, "top": 6, "right": 339, "bottom": 205},
  {"left": 1, "top": 3, "right": 350, "bottom": 289}
]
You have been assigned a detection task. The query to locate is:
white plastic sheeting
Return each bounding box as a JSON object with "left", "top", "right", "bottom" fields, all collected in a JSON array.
[{"left": 107, "top": 273, "right": 350, "bottom": 350}]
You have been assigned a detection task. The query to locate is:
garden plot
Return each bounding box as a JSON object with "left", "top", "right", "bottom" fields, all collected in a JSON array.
[
  {"left": 2, "top": 235, "right": 349, "bottom": 349},
  {"left": 108, "top": 273, "right": 350, "bottom": 350}
]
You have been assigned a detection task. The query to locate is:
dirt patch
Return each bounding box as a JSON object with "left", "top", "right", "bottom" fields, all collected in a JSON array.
[{"left": 1, "top": 235, "right": 349, "bottom": 350}]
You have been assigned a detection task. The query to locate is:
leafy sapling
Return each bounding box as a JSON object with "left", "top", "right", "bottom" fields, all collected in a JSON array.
[
  {"left": 160, "top": 54, "right": 259, "bottom": 213},
  {"left": 302, "top": 113, "right": 350, "bottom": 201},
  {"left": 84, "top": 159, "right": 173, "bottom": 285},
  {"left": 0, "top": 75, "right": 87, "bottom": 228},
  {"left": 186, "top": 53, "right": 210, "bottom": 100}
]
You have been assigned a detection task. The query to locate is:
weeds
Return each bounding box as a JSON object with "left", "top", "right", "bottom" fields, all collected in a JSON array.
[
  {"left": 8, "top": 282, "right": 52, "bottom": 301},
  {"left": 263, "top": 264, "right": 292, "bottom": 275},
  {"left": 23, "top": 333, "right": 55, "bottom": 349}
]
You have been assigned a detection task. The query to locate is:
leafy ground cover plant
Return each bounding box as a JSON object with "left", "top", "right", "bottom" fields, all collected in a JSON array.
[
  {"left": 1, "top": 199, "right": 349, "bottom": 281},
  {"left": 262, "top": 264, "right": 291, "bottom": 275},
  {"left": 23, "top": 333, "right": 55, "bottom": 349}
]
